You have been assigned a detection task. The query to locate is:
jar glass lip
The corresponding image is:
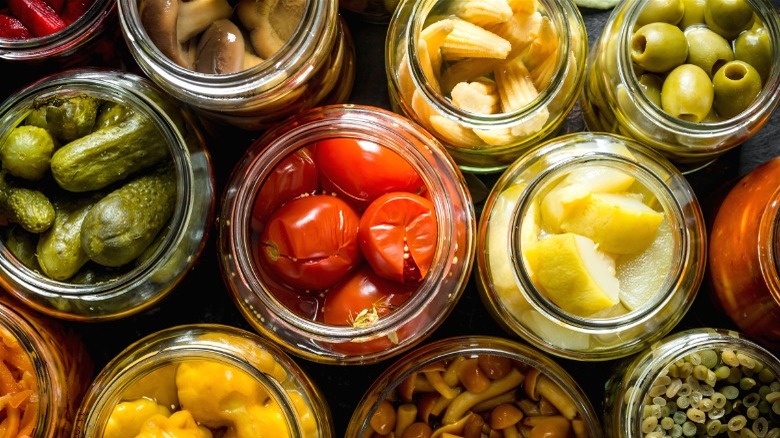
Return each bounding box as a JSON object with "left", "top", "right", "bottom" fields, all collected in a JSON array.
[
  {"left": 79, "top": 324, "right": 305, "bottom": 437},
  {"left": 617, "top": 0, "right": 780, "bottom": 136},
  {"left": 759, "top": 184, "right": 780, "bottom": 305},
  {"left": 0, "top": 69, "right": 193, "bottom": 297},
  {"left": 507, "top": 146, "right": 686, "bottom": 331},
  {"left": 226, "top": 104, "right": 473, "bottom": 340},
  {"left": 404, "top": 0, "right": 578, "bottom": 130}
]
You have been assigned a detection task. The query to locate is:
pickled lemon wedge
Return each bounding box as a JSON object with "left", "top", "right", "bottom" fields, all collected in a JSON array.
[
  {"left": 540, "top": 165, "right": 636, "bottom": 232},
  {"left": 524, "top": 233, "right": 620, "bottom": 316},
  {"left": 560, "top": 192, "right": 664, "bottom": 254}
]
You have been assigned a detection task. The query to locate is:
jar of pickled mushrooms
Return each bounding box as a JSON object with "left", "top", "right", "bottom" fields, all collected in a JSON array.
[
  {"left": 117, "top": 0, "right": 356, "bottom": 130},
  {"left": 73, "top": 324, "right": 333, "bottom": 437},
  {"left": 347, "top": 335, "right": 604, "bottom": 437},
  {"left": 385, "top": 0, "right": 587, "bottom": 173},
  {"left": 603, "top": 328, "right": 780, "bottom": 438}
]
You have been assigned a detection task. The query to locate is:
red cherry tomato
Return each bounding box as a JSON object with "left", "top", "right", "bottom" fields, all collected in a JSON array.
[
  {"left": 251, "top": 148, "right": 318, "bottom": 232},
  {"left": 322, "top": 266, "right": 415, "bottom": 326},
  {"left": 314, "top": 137, "right": 426, "bottom": 210},
  {"left": 358, "top": 192, "right": 437, "bottom": 284},
  {"left": 259, "top": 194, "right": 362, "bottom": 290}
]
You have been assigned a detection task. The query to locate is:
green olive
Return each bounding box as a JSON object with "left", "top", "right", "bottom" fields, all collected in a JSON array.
[
  {"left": 661, "top": 63, "right": 714, "bottom": 122},
  {"left": 678, "top": 0, "right": 707, "bottom": 28},
  {"left": 712, "top": 60, "right": 762, "bottom": 118},
  {"left": 631, "top": 23, "right": 688, "bottom": 73},
  {"left": 734, "top": 27, "right": 772, "bottom": 83},
  {"left": 638, "top": 73, "right": 663, "bottom": 107},
  {"left": 636, "top": 0, "right": 684, "bottom": 26},
  {"left": 685, "top": 27, "right": 734, "bottom": 77},
  {"left": 704, "top": 0, "right": 755, "bottom": 39}
]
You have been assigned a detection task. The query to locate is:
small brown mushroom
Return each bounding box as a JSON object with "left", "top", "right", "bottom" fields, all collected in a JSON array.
[
  {"left": 176, "top": 0, "right": 232, "bottom": 42},
  {"left": 400, "top": 422, "right": 433, "bottom": 438},
  {"left": 369, "top": 400, "right": 397, "bottom": 435},
  {"left": 139, "top": 0, "right": 194, "bottom": 68},
  {"left": 399, "top": 372, "right": 418, "bottom": 403},
  {"left": 528, "top": 416, "right": 571, "bottom": 438},
  {"left": 489, "top": 403, "right": 524, "bottom": 430},
  {"left": 194, "top": 19, "right": 246, "bottom": 74},
  {"left": 458, "top": 358, "right": 491, "bottom": 394}
]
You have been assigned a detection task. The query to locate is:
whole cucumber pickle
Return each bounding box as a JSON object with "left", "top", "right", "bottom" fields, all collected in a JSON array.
[
  {"left": 50, "top": 112, "right": 170, "bottom": 192},
  {"left": 0, "top": 175, "right": 55, "bottom": 233},
  {"left": 80, "top": 165, "right": 177, "bottom": 267},
  {"left": 37, "top": 197, "right": 99, "bottom": 281},
  {"left": 26, "top": 94, "right": 100, "bottom": 142}
]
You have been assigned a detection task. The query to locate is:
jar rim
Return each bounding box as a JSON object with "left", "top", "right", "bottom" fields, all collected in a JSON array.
[
  {"left": 758, "top": 182, "right": 780, "bottom": 306},
  {"left": 617, "top": 0, "right": 780, "bottom": 138},
  {"left": 220, "top": 104, "right": 476, "bottom": 363}
]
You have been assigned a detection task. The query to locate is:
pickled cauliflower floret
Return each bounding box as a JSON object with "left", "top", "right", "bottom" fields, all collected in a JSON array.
[
  {"left": 222, "top": 401, "right": 290, "bottom": 437},
  {"left": 104, "top": 398, "right": 172, "bottom": 438},
  {"left": 135, "top": 410, "right": 213, "bottom": 438},
  {"left": 121, "top": 365, "right": 180, "bottom": 410}
]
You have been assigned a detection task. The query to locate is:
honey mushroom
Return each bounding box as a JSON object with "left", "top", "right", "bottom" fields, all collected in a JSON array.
[{"left": 366, "top": 355, "right": 591, "bottom": 437}]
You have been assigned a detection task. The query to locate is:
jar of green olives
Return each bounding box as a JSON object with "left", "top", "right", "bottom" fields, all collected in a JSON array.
[
  {"left": 385, "top": 0, "right": 587, "bottom": 173},
  {"left": 0, "top": 68, "right": 214, "bottom": 321},
  {"left": 582, "top": 0, "right": 780, "bottom": 171},
  {"left": 603, "top": 328, "right": 780, "bottom": 437}
]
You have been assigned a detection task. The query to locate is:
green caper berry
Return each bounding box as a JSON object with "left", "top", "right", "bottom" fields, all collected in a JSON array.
[
  {"left": 723, "top": 386, "right": 740, "bottom": 400},
  {"left": 712, "top": 393, "right": 727, "bottom": 409},
  {"left": 682, "top": 420, "right": 697, "bottom": 436},
  {"left": 706, "top": 419, "right": 722, "bottom": 436},
  {"left": 757, "top": 368, "right": 775, "bottom": 383},
  {"left": 699, "top": 350, "right": 719, "bottom": 369},
  {"left": 727, "top": 414, "right": 747, "bottom": 431},
  {"left": 674, "top": 410, "right": 688, "bottom": 424},
  {"left": 662, "top": 416, "right": 675, "bottom": 430},
  {"left": 716, "top": 366, "right": 732, "bottom": 380},
  {"left": 746, "top": 405, "right": 759, "bottom": 419}
]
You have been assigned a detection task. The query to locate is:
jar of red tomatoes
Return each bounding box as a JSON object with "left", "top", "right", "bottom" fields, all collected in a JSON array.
[
  {"left": 0, "top": 0, "right": 126, "bottom": 96},
  {"left": 218, "top": 104, "right": 475, "bottom": 365},
  {"left": 346, "top": 336, "right": 604, "bottom": 437},
  {"left": 73, "top": 324, "right": 332, "bottom": 437},
  {"left": 709, "top": 157, "right": 780, "bottom": 351},
  {"left": 0, "top": 295, "right": 93, "bottom": 437}
]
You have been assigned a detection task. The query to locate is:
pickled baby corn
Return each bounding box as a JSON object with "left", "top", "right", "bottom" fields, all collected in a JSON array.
[
  {"left": 420, "top": 18, "right": 454, "bottom": 76},
  {"left": 439, "top": 18, "right": 511, "bottom": 60},
  {"left": 451, "top": 80, "right": 501, "bottom": 114},
  {"left": 495, "top": 55, "right": 539, "bottom": 112},
  {"left": 454, "top": 0, "right": 513, "bottom": 27}
]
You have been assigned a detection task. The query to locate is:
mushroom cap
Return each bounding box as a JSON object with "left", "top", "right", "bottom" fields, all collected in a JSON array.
[{"left": 195, "top": 19, "right": 246, "bottom": 74}]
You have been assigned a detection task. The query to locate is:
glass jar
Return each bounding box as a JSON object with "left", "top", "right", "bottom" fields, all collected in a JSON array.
[
  {"left": 117, "top": 0, "right": 355, "bottom": 131},
  {"left": 218, "top": 104, "right": 475, "bottom": 365},
  {"left": 582, "top": 0, "right": 780, "bottom": 171},
  {"left": 346, "top": 335, "right": 604, "bottom": 437},
  {"left": 72, "top": 323, "right": 332, "bottom": 437},
  {"left": 385, "top": 0, "right": 587, "bottom": 173},
  {"left": 0, "top": 295, "right": 93, "bottom": 437},
  {"left": 476, "top": 132, "right": 707, "bottom": 361},
  {"left": 709, "top": 157, "right": 780, "bottom": 351},
  {"left": 0, "top": 68, "right": 214, "bottom": 321},
  {"left": 603, "top": 328, "right": 780, "bottom": 438},
  {"left": 0, "top": 0, "right": 129, "bottom": 96}
]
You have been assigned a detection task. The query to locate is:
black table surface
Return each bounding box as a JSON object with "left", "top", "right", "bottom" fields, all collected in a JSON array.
[{"left": 66, "top": 3, "right": 780, "bottom": 436}]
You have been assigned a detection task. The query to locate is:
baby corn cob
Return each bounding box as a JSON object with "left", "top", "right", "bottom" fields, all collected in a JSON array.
[
  {"left": 451, "top": 80, "right": 501, "bottom": 114},
  {"left": 506, "top": 0, "right": 536, "bottom": 14},
  {"left": 420, "top": 18, "right": 454, "bottom": 78},
  {"left": 440, "top": 18, "right": 511, "bottom": 61},
  {"left": 418, "top": 38, "right": 442, "bottom": 92},
  {"left": 396, "top": 54, "right": 417, "bottom": 105},
  {"left": 528, "top": 46, "right": 557, "bottom": 90},
  {"left": 473, "top": 127, "right": 516, "bottom": 145},
  {"left": 429, "top": 115, "right": 483, "bottom": 148},
  {"left": 454, "top": 0, "right": 512, "bottom": 27},
  {"left": 522, "top": 16, "right": 557, "bottom": 71},
  {"left": 412, "top": 89, "right": 437, "bottom": 122},
  {"left": 495, "top": 55, "right": 539, "bottom": 112},
  {"left": 486, "top": 10, "right": 542, "bottom": 58},
  {"left": 510, "top": 109, "right": 548, "bottom": 136},
  {"left": 440, "top": 57, "right": 502, "bottom": 94}
]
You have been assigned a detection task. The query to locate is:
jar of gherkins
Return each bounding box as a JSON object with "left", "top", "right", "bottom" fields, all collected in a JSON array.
[
  {"left": 385, "top": 0, "right": 587, "bottom": 173},
  {"left": 582, "top": 0, "right": 780, "bottom": 171},
  {"left": 0, "top": 68, "right": 214, "bottom": 321},
  {"left": 603, "top": 328, "right": 780, "bottom": 438}
]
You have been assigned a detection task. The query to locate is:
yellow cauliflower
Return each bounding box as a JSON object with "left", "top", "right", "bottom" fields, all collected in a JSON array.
[
  {"left": 222, "top": 400, "right": 290, "bottom": 438},
  {"left": 121, "top": 364, "right": 180, "bottom": 410},
  {"left": 104, "top": 398, "right": 171, "bottom": 438},
  {"left": 135, "top": 410, "right": 213, "bottom": 438},
  {"left": 198, "top": 333, "right": 287, "bottom": 382}
]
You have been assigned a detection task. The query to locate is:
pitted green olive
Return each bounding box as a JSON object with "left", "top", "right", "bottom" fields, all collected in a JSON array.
[
  {"left": 685, "top": 27, "right": 734, "bottom": 77},
  {"left": 661, "top": 64, "right": 714, "bottom": 122},
  {"left": 704, "top": 0, "right": 755, "bottom": 39},
  {"left": 712, "top": 60, "right": 762, "bottom": 118},
  {"left": 636, "top": 0, "right": 684, "bottom": 27},
  {"left": 735, "top": 27, "right": 772, "bottom": 83},
  {"left": 638, "top": 73, "right": 663, "bottom": 106},
  {"left": 678, "top": 0, "right": 707, "bottom": 28},
  {"left": 631, "top": 22, "right": 688, "bottom": 73}
]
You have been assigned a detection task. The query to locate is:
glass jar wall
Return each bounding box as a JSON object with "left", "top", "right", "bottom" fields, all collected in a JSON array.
[
  {"left": 117, "top": 0, "right": 355, "bottom": 131},
  {"left": 582, "top": 0, "right": 780, "bottom": 171},
  {"left": 709, "top": 156, "right": 780, "bottom": 351},
  {"left": 73, "top": 324, "right": 332, "bottom": 437},
  {"left": 385, "top": 0, "right": 587, "bottom": 173},
  {"left": 218, "top": 104, "right": 475, "bottom": 365},
  {"left": 0, "top": 68, "right": 214, "bottom": 321},
  {"left": 476, "top": 132, "right": 707, "bottom": 360}
]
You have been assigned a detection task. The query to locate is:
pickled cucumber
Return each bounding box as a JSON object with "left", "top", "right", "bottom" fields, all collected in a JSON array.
[
  {"left": 0, "top": 176, "right": 55, "bottom": 233},
  {"left": 26, "top": 94, "right": 100, "bottom": 142},
  {"left": 37, "top": 197, "right": 99, "bottom": 281},
  {"left": 50, "top": 112, "right": 170, "bottom": 192},
  {"left": 95, "top": 102, "right": 135, "bottom": 129},
  {"left": 0, "top": 125, "right": 56, "bottom": 181},
  {"left": 80, "top": 165, "right": 177, "bottom": 267}
]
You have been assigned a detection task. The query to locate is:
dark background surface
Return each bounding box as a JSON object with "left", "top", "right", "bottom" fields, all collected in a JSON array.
[{"left": 62, "top": 2, "right": 780, "bottom": 436}]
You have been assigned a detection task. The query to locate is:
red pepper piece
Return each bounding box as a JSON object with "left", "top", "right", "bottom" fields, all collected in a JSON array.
[
  {"left": 0, "top": 13, "right": 32, "bottom": 39},
  {"left": 7, "top": 0, "right": 66, "bottom": 37},
  {"left": 60, "top": 0, "right": 95, "bottom": 25},
  {"left": 42, "top": 0, "right": 64, "bottom": 14}
]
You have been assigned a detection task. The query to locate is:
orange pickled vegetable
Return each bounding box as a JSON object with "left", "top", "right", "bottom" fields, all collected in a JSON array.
[{"left": 0, "top": 327, "right": 37, "bottom": 438}]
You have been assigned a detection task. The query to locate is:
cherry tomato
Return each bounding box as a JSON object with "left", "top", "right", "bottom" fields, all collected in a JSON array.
[
  {"left": 322, "top": 266, "right": 415, "bottom": 326},
  {"left": 259, "top": 194, "right": 362, "bottom": 290},
  {"left": 251, "top": 148, "right": 318, "bottom": 232},
  {"left": 314, "top": 137, "right": 426, "bottom": 210},
  {"left": 358, "top": 192, "right": 437, "bottom": 283}
]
